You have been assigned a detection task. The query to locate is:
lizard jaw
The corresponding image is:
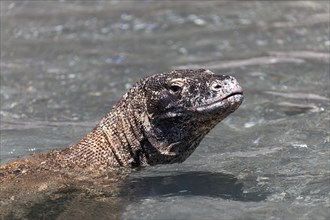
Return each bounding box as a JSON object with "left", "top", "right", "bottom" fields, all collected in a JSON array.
[{"left": 192, "top": 92, "right": 243, "bottom": 113}]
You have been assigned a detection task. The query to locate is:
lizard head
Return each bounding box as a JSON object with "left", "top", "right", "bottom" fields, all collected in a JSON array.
[{"left": 139, "top": 69, "right": 243, "bottom": 165}]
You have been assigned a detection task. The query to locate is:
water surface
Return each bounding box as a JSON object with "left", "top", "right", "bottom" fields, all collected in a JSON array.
[{"left": 1, "top": 1, "right": 329, "bottom": 219}]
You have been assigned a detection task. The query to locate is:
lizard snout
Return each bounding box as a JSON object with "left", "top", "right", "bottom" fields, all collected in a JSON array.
[{"left": 211, "top": 76, "right": 243, "bottom": 96}]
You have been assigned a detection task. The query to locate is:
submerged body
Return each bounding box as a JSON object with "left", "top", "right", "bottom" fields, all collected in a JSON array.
[{"left": 0, "top": 69, "right": 243, "bottom": 219}]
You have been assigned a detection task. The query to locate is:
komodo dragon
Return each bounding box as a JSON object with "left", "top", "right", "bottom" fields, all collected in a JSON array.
[{"left": 0, "top": 69, "right": 243, "bottom": 219}]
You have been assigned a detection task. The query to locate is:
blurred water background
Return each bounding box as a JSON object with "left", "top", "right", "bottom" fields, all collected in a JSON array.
[{"left": 1, "top": 1, "right": 329, "bottom": 219}]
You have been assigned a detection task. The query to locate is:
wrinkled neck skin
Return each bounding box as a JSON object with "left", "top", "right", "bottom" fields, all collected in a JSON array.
[
  {"left": 49, "top": 84, "right": 146, "bottom": 168},
  {"left": 50, "top": 83, "right": 213, "bottom": 169},
  {"left": 142, "top": 114, "right": 207, "bottom": 165},
  {"left": 49, "top": 76, "right": 235, "bottom": 169}
]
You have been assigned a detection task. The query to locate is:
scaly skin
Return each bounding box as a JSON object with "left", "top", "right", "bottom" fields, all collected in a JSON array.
[
  {"left": 1, "top": 69, "right": 243, "bottom": 177},
  {"left": 0, "top": 69, "right": 243, "bottom": 219}
]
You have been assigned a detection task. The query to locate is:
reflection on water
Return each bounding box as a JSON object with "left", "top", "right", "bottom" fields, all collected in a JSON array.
[
  {"left": 1, "top": 170, "right": 126, "bottom": 220},
  {"left": 4, "top": 188, "right": 124, "bottom": 220},
  {"left": 122, "top": 171, "right": 269, "bottom": 202}
]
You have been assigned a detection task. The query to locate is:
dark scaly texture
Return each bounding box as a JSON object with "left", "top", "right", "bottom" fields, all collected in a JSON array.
[
  {"left": 43, "top": 68, "right": 243, "bottom": 169},
  {"left": 0, "top": 69, "right": 243, "bottom": 219},
  {"left": 1, "top": 69, "right": 243, "bottom": 175}
]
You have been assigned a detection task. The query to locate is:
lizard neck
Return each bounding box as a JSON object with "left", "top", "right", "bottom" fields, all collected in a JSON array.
[{"left": 52, "top": 88, "right": 148, "bottom": 168}]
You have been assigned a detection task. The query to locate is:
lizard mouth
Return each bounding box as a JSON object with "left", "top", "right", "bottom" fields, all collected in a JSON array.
[{"left": 194, "top": 92, "right": 244, "bottom": 113}]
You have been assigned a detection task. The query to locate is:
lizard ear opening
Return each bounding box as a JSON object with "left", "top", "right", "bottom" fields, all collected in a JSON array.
[
  {"left": 143, "top": 78, "right": 162, "bottom": 119},
  {"left": 145, "top": 95, "right": 158, "bottom": 119},
  {"left": 143, "top": 77, "right": 184, "bottom": 120},
  {"left": 146, "top": 90, "right": 178, "bottom": 119}
]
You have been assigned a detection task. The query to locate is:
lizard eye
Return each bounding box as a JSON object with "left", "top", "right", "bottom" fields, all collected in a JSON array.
[
  {"left": 167, "top": 78, "right": 184, "bottom": 94},
  {"left": 169, "top": 84, "right": 182, "bottom": 93}
]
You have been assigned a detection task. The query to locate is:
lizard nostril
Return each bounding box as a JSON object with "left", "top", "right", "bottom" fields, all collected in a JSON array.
[{"left": 211, "top": 83, "right": 222, "bottom": 91}]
